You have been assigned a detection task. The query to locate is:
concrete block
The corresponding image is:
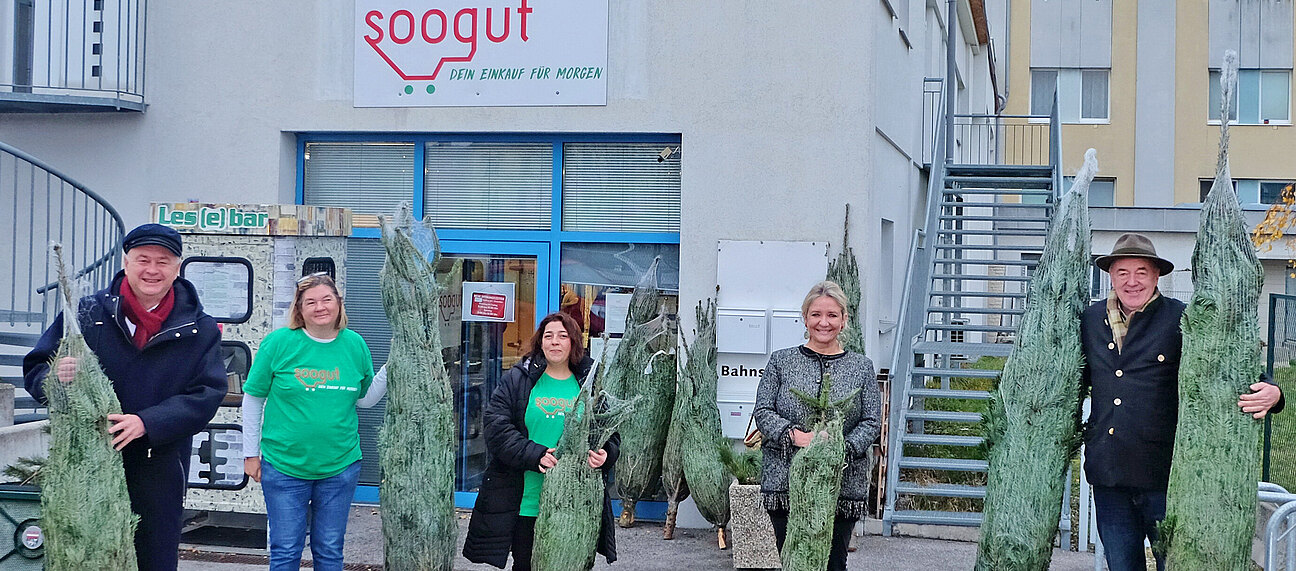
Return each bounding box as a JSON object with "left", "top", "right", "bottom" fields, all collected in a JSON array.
[{"left": 728, "top": 482, "right": 781, "bottom": 569}]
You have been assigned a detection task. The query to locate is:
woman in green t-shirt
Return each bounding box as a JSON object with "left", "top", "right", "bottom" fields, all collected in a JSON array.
[
  {"left": 241, "top": 273, "right": 383, "bottom": 571},
  {"left": 463, "top": 312, "right": 621, "bottom": 570}
]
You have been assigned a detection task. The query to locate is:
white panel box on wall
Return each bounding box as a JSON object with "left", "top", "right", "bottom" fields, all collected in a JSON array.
[
  {"left": 716, "top": 240, "right": 829, "bottom": 309},
  {"left": 717, "top": 308, "right": 768, "bottom": 354},
  {"left": 718, "top": 401, "right": 755, "bottom": 439},
  {"left": 769, "top": 309, "right": 806, "bottom": 351}
]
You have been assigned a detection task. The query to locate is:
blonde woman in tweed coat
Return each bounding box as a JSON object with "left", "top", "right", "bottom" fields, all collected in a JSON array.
[{"left": 753, "top": 280, "right": 881, "bottom": 571}]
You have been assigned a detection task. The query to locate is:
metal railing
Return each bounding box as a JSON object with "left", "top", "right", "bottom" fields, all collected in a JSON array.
[
  {"left": 0, "top": 140, "right": 125, "bottom": 328},
  {"left": 1261, "top": 482, "right": 1296, "bottom": 570},
  {"left": 951, "top": 114, "right": 1052, "bottom": 166},
  {"left": 0, "top": 0, "right": 146, "bottom": 111},
  {"left": 921, "top": 78, "right": 943, "bottom": 165}
]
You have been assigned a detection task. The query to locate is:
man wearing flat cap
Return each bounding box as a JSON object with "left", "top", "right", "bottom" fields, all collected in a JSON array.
[
  {"left": 24, "top": 223, "right": 225, "bottom": 570},
  {"left": 1082, "top": 232, "right": 1284, "bottom": 571}
]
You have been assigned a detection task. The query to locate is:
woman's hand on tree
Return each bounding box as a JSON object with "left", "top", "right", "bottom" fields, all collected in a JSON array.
[
  {"left": 587, "top": 448, "right": 608, "bottom": 469},
  {"left": 538, "top": 448, "right": 558, "bottom": 473},
  {"left": 790, "top": 428, "right": 814, "bottom": 447}
]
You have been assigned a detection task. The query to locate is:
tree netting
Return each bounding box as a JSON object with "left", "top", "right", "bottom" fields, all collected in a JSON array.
[
  {"left": 782, "top": 373, "right": 857, "bottom": 571},
  {"left": 377, "top": 204, "right": 457, "bottom": 570},
  {"left": 605, "top": 258, "right": 678, "bottom": 527},
  {"left": 662, "top": 300, "right": 731, "bottom": 540},
  {"left": 827, "top": 204, "right": 865, "bottom": 355},
  {"left": 42, "top": 243, "right": 138, "bottom": 570},
  {"left": 532, "top": 355, "right": 639, "bottom": 571},
  {"left": 1160, "top": 51, "right": 1264, "bottom": 571},
  {"left": 974, "top": 150, "right": 1095, "bottom": 571}
]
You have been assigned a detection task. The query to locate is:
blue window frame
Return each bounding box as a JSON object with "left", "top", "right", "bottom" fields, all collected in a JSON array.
[{"left": 296, "top": 132, "right": 682, "bottom": 317}]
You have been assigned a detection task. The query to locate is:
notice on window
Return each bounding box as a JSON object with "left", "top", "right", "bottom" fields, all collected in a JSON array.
[
  {"left": 603, "top": 293, "right": 632, "bottom": 335},
  {"left": 184, "top": 261, "right": 250, "bottom": 322},
  {"left": 462, "top": 282, "right": 515, "bottom": 322}
]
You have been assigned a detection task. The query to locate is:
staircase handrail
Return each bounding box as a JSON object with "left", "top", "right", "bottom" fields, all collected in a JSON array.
[
  {"left": 0, "top": 140, "right": 127, "bottom": 294},
  {"left": 884, "top": 81, "right": 948, "bottom": 523},
  {"left": 1049, "top": 92, "right": 1063, "bottom": 203}
]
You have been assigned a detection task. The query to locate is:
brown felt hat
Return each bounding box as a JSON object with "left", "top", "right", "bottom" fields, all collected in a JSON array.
[{"left": 1095, "top": 233, "right": 1174, "bottom": 275}]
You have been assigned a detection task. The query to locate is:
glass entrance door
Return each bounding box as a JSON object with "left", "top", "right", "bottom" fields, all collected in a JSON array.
[{"left": 439, "top": 241, "right": 547, "bottom": 506}]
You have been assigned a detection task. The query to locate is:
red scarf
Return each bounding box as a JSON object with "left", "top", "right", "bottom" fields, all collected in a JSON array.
[{"left": 119, "top": 283, "right": 176, "bottom": 349}]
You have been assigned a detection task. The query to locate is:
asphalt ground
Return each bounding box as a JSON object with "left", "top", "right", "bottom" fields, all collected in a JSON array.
[{"left": 175, "top": 507, "right": 1100, "bottom": 570}]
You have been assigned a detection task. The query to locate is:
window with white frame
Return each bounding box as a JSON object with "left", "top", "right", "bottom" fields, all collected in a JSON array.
[
  {"left": 1031, "top": 68, "right": 1109, "bottom": 122},
  {"left": 1064, "top": 175, "right": 1116, "bottom": 206},
  {"left": 1199, "top": 178, "right": 1295, "bottom": 204},
  {"left": 1208, "top": 69, "right": 1292, "bottom": 124}
]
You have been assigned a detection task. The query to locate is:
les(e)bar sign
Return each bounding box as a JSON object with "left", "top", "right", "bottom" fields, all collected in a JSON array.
[
  {"left": 150, "top": 203, "right": 352, "bottom": 237},
  {"left": 354, "top": 1, "right": 609, "bottom": 107}
]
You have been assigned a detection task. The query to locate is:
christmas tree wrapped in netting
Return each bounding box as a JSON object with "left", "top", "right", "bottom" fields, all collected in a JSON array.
[
  {"left": 974, "top": 150, "right": 1096, "bottom": 571},
  {"left": 377, "top": 204, "right": 457, "bottom": 569},
  {"left": 782, "top": 373, "right": 857, "bottom": 571},
  {"left": 605, "top": 257, "right": 678, "bottom": 527},
  {"left": 662, "top": 300, "right": 731, "bottom": 543},
  {"left": 533, "top": 354, "right": 639, "bottom": 571},
  {"left": 1160, "top": 51, "right": 1264, "bottom": 571},
  {"left": 42, "top": 243, "right": 138, "bottom": 570},
  {"left": 827, "top": 205, "right": 865, "bottom": 355}
]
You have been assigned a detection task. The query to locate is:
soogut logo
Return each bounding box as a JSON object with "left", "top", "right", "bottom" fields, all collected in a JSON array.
[{"left": 363, "top": 1, "right": 533, "bottom": 83}]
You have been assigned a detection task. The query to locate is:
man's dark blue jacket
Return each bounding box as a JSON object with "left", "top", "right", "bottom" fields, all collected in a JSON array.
[{"left": 23, "top": 270, "right": 225, "bottom": 570}]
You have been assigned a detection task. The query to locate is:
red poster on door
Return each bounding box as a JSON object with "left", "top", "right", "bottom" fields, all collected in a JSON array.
[{"left": 470, "top": 292, "right": 508, "bottom": 320}]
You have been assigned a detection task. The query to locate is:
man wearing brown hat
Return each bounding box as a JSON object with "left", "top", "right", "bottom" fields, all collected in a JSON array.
[
  {"left": 1081, "top": 232, "right": 1283, "bottom": 571},
  {"left": 24, "top": 223, "right": 226, "bottom": 570}
]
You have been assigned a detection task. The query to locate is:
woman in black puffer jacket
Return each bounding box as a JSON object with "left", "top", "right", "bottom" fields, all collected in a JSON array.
[{"left": 463, "top": 312, "right": 620, "bottom": 570}]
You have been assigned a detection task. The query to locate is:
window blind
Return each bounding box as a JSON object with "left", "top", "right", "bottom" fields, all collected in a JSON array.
[
  {"left": 561, "top": 143, "right": 681, "bottom": 233},
  {"left": 423, "top": 142, "right": 552, "bottom": 230},
  {"left": 303, "top": 142, "right": 414, "bottom": 218},
  {"left": 345, "top": 238, "right": 391, "bottom": 485}
]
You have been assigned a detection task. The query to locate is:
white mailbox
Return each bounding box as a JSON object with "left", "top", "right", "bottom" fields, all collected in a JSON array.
[
  {"left": 718, "top": 397, "right": 756, "bottom": 439},
  {"left": 769, "top": 309, "right": 806, "bottom": 352},
  {"left": 717, "top": 307, "right": 768, "bottom": 354}
]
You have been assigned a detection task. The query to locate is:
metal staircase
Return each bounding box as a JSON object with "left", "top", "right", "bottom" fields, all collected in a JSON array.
[
  {"left": 0, "top": 140, "right": 125, "bottom": 423},
  {"left": 882, "top": 95, "right": 1063, "bottom": 533}
]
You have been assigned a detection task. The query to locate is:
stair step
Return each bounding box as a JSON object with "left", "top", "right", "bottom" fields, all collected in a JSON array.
[
  {"left": 946, "top": 176, "right": 1054, "bottom": 189},
  {"left": 913, "top": 341, "right": 1014, "bottom": 356},
  {"left": 0, "top": 354, "right": 24, "bottom": 367},
  {"left": 936, "top": 229, "right": 1049, "bottom": 237},
  {"left": 897, "top": 456, "right": 988, "bottom": 471},
  {"left": 906, "top": 410, "right": 982, "bottom": 423},
  {"left": 938, "top": 215, "right": 1051, "bottom": 223},
  {"left": 934, "top": 244, "right": 1045, "bottom": 252},
  {"left": 0, "top": 311, "right": 45, "bottom": 324},
  {"left": 932, "top": 274, "right": 1032, "bottom": 281},
  {"left": 1, "top": 376, "right": 24, "bottom": 388},
  {"left": 942, "top": 202, "right": 1053, "bottom": 210},
  {"left": 909, "top": 388, "right": 992, "bottom": 400},
  {"left": 930, "top": 291, "right": 1028, "bottom": 298},
  {"left": 912, "top": 367, "right": 1003, "bottom": 378},
  {"left": 926, "top": 324, "right": 1019, "bottom": 333},
  {"left": 888, "top": 509, "right": 985, "bottom": 526},
  {"left": 945, "top": 164, "right": 1053, "bottom": 177},
  {"left": 13, "top": 396, "right": 39, "bottom": 409},
  {"left": 0, "top": 332, "right": 41, "bottom": 346},
  {"left": 15, "top": 413, "right": 48, "bottom": 424},
  {"left": 943, "top": 188, "right": 1054, "bottom": 196},
  {"left": 893, "top": 482, "right": 987, "bottom": 498},
  {"left": 926, "top": 307, "right": 1025, "bottom": 315},
  {"left": 931, "top": 258, "right": 1039, "bottom": 266},
  {"left": 903, "top": 433, "right": 987, "bottom": 447}
]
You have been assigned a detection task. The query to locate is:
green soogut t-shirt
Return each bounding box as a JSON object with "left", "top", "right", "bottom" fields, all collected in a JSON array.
[
  {"left": 243, "top": 327, "right": 375, "bottom": 480},
  {"left": 519, "top": 371, "right": 581, "bottom": 517}
]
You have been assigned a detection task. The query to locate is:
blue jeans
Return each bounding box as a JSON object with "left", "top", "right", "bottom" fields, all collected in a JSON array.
[
  {"left": 261, "top": 460, "right": 361, "bottom": 571},
  {"left": 1092, "top": 485, "right": 1166, "bottom": 571}
]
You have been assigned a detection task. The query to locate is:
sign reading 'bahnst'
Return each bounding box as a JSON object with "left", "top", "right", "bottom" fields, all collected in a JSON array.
[{"left": 354, "top": 1, "right": 608, "bottom": 107}]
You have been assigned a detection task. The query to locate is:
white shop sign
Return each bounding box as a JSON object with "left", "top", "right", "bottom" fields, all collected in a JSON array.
[{"left": 354, "top": 0, "right": 609, "bottom": 107}]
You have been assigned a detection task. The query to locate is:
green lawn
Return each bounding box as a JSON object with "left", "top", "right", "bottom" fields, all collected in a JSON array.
[{"left": 1268, "top": 365, "right": 1296, "bottom": 491}]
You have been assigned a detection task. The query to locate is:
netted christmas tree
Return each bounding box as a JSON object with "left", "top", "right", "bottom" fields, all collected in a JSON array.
[
  {"left": 42, "top": 243, "right": 138, "bottom": 570},
  {"left": 974, "top": 150, "right": 1096, "bottom": 571},
  {"left": 1159, "top": 51, "right": 1264, "bottom": 571},
  {"left": 605, "top": 258, "right": 678, "bottom": 527},
  {"left": 377, "top": 204, "right": 457, "bottom": 570},
  {"left": 782, "top": 373, "right": 857, "bottom": 571},
  {"left": 827, "top": 204, "right": 865, "bottom": 355},
  {"left": 662, "top": 300, "right": 731, "bottom": 545},
  {"left": 532, "top": 352, "right": 639, "bottom": 571}
]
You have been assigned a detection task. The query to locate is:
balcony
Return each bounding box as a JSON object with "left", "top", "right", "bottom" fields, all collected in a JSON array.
[{"left": 0, "top": 0, "right": 145, "bottom": 112}]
